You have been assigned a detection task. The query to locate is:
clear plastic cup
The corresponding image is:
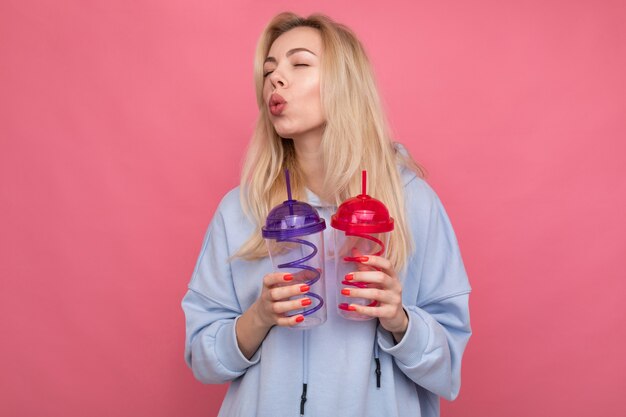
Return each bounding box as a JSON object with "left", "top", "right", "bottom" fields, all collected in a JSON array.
[
  {"left": 262, "top": 170, "right": 327, "bottom": 328},
  {"left": 331, "top": 171, "right": 394, "bottom": 321}
]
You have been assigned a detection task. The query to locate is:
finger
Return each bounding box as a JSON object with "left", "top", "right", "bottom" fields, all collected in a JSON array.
[
  {"left": 275, "top": 314, "right": 305, "bottom": 327},
  {"left": 343, "top": 271, "right": 401, "bottom": 293},
  {"left": 355, "top": 255, "right": 394, "bottom": 276},
  {"left": 343, "top": 248, "right": 371, "bottom": 272},
  {"left": 340, "top": 287, "right": 401, "bottom": 305},
  {"left": 342, "top": 260, "right": 371, "bottom": 272},
  {"left": 270, "top": 297, "right": 312, "bottom": 314},
  {"left": 268, "top": 282, "right": 310, "bottom": 301},
  {"left": 355, "top": 261, "right": 372, "bottom": 272},
  {"left": 344, "top": 303, "right": 394, "bottom": 319},
  {"left": 263, "top": 272, "right": 297, "bottom": 288},
  {"left": 343, "top": 270, "right": 391, "bottom": 287},
  {"left": 290, "top": 268, "right": 320, "bottom": 283}
]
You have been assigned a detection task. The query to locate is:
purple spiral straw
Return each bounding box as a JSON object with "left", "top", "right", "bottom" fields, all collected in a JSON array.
[
  {"left": 285, "top": 169, "right": 293, "bottom": 207},
  {"left": 278, "top": 169, "right": 323, "bottom": 316},
  {"left": 277, "top": 238, "right": 323, "bottom": 316}
]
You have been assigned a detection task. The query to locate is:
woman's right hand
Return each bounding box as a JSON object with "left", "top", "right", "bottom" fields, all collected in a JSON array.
[
  {"left": 236, "top": 270, "right": 314, "bottom": 359},
  {"left": 253, "top": 272, "right": 312, "bottom": 327}
]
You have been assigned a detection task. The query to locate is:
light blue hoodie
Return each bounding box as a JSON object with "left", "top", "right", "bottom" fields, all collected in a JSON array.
[{"left": 182, "top": 167, "right": 472, "bottom": 417}]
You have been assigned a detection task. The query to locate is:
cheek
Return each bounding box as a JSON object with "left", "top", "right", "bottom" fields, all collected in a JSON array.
[
  {"left": 310, "top": 83, "right": 324, "bottom": 118},
  {"left": 262, "top": 84, "right": 271, "bottom": 102},
  {"left": 262, "top": 77, "right": 276, "bottom": 98},
  {"left": 301, "top": 79, "right": 321, "bottom": 106}
]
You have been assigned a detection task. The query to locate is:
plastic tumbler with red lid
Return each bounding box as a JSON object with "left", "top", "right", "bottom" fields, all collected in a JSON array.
[{"left": 331, "top": 171, "right": 394, "bottom": 320}]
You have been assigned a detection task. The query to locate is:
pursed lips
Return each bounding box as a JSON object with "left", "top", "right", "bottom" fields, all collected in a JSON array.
[{"left": 269, "top": 93, "right": 286, "bottom": 116}]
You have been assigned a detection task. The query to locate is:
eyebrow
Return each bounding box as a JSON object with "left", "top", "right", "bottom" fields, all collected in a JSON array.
[{"left": 264, "top": 48, "right": 317, "bottom": 64}]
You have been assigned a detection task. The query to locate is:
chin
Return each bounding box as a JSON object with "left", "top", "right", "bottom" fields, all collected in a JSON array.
[
  {"left": 272, "top": 126, "right": 323, "bottom": 140},
  {"left": 272, "top": 125, "right": 296, "bottom": 139},
  {"left": 273, "top": 129, "right": 292, "bottom": 139}
]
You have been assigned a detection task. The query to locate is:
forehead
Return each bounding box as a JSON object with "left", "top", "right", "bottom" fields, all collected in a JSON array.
[{"left": 267, "top": 26, "right": 323, "bottom": 57}]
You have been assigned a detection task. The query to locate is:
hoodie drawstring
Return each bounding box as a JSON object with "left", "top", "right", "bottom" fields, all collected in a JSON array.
[
  {"left": 374, "top": 336, "right": 381, "bottom": 388},
  {"left": 298, "top": 327, "right": 381, "bottom": 416},
  {"left": 300, "top": 330, "right": 309, "bottom": 416}
]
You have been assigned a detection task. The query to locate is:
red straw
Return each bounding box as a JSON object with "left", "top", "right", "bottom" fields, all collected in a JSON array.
[{"left": 361, "top": 170, "right": 367, "bottom": 196}]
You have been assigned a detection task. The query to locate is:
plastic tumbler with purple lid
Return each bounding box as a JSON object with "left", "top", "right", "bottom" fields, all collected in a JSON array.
[
  {"left": 331, "top": 170, "right": 394, "bottom": 320},
  {"left": 262, "top": 170, "right": 327, "bottom": 328}
]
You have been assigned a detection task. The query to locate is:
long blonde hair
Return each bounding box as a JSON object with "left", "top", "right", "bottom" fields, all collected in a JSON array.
[{"left": 236, "top": 12, "right": 424, "bottom": 271}]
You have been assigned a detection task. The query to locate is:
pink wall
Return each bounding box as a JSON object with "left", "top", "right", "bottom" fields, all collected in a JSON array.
[{"left": 1, "top": 0, "right": 625, "bottom": 416}]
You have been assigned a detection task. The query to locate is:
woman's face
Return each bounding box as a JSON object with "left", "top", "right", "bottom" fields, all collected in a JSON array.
[{"left": 262, "top": 27, "right": 325, "bottom": 140}]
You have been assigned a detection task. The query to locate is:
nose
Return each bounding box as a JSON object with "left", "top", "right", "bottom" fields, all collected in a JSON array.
[{"left": 269, "top": 69, "right": 287, "bottom": 89}]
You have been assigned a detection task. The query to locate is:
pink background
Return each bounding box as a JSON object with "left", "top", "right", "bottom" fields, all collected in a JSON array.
[{"left": 1, "top": 0, "right": 625, "bottom": 416}]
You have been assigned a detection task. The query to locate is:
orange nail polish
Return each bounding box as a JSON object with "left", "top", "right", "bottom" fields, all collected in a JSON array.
[
  {"left": 301, "top": 298, "right": 312, "bottom": 306},
  {"left": 347, "top": 305, "right": 357, "bottom": 311},
  {"left": 283, "top": 274, "right": 293, "bottom": 281},
  {"left": 358, "top": 256, "right": 369, "bottom": 262},
  {"left": 341, "top": 289, "right": 351, "bottom": 296},
  {"left": 344, "top": 273, "right": 354, "bottom": 281},
  {"left": 295, "top": 315, "right": 305, "bottom": 323},
  {"left": 300, "top": 285, "right": 310, "bottom": 293}
]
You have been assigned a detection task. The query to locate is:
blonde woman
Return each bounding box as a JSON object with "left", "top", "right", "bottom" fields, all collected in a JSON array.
[{"left": 182, "top": 12, "right": 471, "bottom": 417}]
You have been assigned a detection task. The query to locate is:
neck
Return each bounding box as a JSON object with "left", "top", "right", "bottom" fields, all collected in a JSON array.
[{"left": 291, "top": 130, "right": 324, "bottom": 197}]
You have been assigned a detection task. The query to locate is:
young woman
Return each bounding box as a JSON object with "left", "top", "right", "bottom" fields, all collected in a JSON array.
[{"left": 182, "top": 12, "right": 471, "bottom": 417}]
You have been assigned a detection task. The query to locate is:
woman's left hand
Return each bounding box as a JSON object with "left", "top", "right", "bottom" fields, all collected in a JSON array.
[{"left": 341, "top": 255, "right": 409, "bottom": 341}]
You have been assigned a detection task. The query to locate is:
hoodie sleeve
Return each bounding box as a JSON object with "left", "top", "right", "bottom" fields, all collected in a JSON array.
[
  {"left": 181, "top": 202, "right": 260, "bottom": 384},
  {"left": 377, "top": 177, "right": 472, "bottom": 400}
]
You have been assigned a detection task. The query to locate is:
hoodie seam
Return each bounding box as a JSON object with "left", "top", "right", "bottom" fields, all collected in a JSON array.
[
  {"left": 187, "top": 286, "right": 241, "bottom": 313},
  {"left": 419, "top": 289, "right": 472, "bottom": 308}
]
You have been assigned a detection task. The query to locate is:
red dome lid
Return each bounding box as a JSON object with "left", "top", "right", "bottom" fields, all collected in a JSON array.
[{"left": 331, "top": 171, "right": 394, "bottom": 233}]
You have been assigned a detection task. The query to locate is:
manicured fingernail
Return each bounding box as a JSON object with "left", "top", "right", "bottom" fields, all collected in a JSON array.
[
  {"left": 344, "top": 273, "right": 354, "bottom": 281},
  {"left": 295, "top": 315, "right": 305, "bottom": 323},
  {"left": 300, "top": 285, "right": 310, "bottom": 293},
  {"left": 357, "top": 256, "right": 369, "bottom": 262},
  {"left": 347, "top": 304, "right": 357, "bottom": 311},
  {"left": 341, "top": 289, "right": 351, "bottom": 296},
  {"left": 283, "top": 274, "right": 293, "bottom": 281},
  {"left": 301, "top": 298, "right": 312, "bottom": 306}
]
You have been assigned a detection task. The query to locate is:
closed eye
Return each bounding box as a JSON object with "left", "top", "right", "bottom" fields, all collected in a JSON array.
[{"left": 263, "top": 63, "right": 309, "bottom": 78}]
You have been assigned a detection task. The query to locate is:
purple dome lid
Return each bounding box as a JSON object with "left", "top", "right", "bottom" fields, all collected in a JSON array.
[{"left": 262, "top": 170, "right": 326, "bottom": 240}]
